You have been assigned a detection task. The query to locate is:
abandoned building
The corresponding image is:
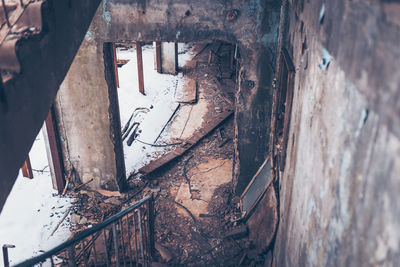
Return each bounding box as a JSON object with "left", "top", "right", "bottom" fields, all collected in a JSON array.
[{"left": 0, "top": 0, "right": 399, "bottom": 266}]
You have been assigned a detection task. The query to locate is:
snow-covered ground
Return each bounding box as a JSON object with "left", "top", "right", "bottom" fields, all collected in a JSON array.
[
  {"left": 117, "top": 43, "right": 194, "bottom": 176},
  {"left": 0, "top": 128, "right": 73, "bottom": 266}
]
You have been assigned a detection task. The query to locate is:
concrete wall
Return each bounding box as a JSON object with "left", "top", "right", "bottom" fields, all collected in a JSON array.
[
  {"left": 274, "top": 0, "right": 400, "bottom": 266},
  {"left": 54, "top": 36, "right": 126, "bottom": 191},
  {"left": 0, "top": 0, "right": 101, "bottom": 212}
]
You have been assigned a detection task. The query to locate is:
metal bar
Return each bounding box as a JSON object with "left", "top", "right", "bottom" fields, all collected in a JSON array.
[
  {"left": 112, "top": 42, "right": 120, "bottom": 88},
  {"left": 141, "top": 208, "right": 147, "bottom": 264},
  {"left": 82, "top": 240, "right": 88, "bottom": 267},
  {"left": 137, "top": 209, "right": 145, "bottom": 266},
  {"left": 45, "top": 106, "right": 66, "bottom": 193},
  {"left": 119, "top": 220, "right": 127, "bottom": 267},
  {"left": 2, "top": 244, "right": 14, "bottom": 267},
  {"left": 136, "top": 42, "right": 145, "bottom": 95},
  {"left": 92, "top": 237, "right": 98, "bottom": 267},
  {"left": 147, "top": 195, "right": 155, "bottom": 257},
  {"left": 143, "top": 208, "right": 150, "bottom": 262},
  {"left": 1, "top": 0, "right": 11, "bottom": 27},
  {"left": 133, "top": 211, "right": 139, "bottom": 266},
  {"left": 21, "top": 155, "right": 33, "bottom": 178},
  {"left": 67, "top": 246, "right": 77, "bottom": 267},
  {"left": 15, "top": 196, "right": 152, "bottom": 267},
  {"left": 103, "top": 229, "right": 110, "bottom": 267},
  {"left": 112, "top": 223, "right": 121, "bottom": 267},
  {"left": 155, "top": 41, "right": 162, "bottom": 73},
  {"left": 50, "top": 256, "right": 55, "bottom": 267},
  {"left": 126, "top": 215, "right": 134, "bottom": 267}
]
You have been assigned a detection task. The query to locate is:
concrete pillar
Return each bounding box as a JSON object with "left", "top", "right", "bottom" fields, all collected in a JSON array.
[
  {"left": 161, "top": 42, "right": 178, "bottom": 75},
  {"left": 54, "top": 36, "right": 126, "bottom": 192}
]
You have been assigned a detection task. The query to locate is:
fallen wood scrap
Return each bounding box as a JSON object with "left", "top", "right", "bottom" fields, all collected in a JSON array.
[
  {"left": 73, "top": 178, "right": 94, "bottom": 191},
  {"left": 95, "top": 189, "right": 122, "bottom": 197},
  {"left": 49, "top": 207, "right": 71, "bottom": 238},
  {"left": 139, "top": 111, "right": 234, "bottom": 175},
  {"left": 62, "top": 167, "right": 76, "bottom": 196}
]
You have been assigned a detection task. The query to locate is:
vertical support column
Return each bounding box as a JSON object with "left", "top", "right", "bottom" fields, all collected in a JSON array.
[
  {"left": 21, "top": 156, "right": 33, "bottom": 178},
  {"left": 54, "top": 38, "right": 126, "bottom": 192},
  {"left": 136, "top": 42, "right": 145, "bottom": 95},
  {"left": 2, "top": 244, "right": 15, "bottom": 267},
  {"left": 161, "top": 42, "right": 178, "bottom": 75},
  {"left": 112, "top": 42, "right": 120, "bottom": 88},
  {"left": 155, "top": 41, "right": 162, "bottom": 73},
  {"left": 44, "top": 106, "right": 65, "bottom": 193}
]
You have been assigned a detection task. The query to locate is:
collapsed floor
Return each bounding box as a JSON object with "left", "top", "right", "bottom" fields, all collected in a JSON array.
[{"left": 62, "top": 42, "right": 270, "bottom": 266}]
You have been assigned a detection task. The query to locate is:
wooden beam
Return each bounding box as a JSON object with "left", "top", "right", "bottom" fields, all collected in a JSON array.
[
  {"left": 21, "top": 156, "right": 33, "bottom": 179},
  {"left": 45, "top": 106, "right": 65, "bottom": 193},
  {"left": 136, "top": 42, "right": 145, "bottom": 95},
  {"left": 155, "top": 41, "right": 162, "bottom": 73},
  {"left": 112, "top": 42, "right": 120, "bottom": 88}
]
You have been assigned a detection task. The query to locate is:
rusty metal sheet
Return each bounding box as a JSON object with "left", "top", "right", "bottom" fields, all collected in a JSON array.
[{"left": 240, "top": 157, "right": 272, "bottom": 214}]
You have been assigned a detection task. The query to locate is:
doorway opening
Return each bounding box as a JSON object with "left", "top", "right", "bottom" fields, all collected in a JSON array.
[{"left": 110, "top": 41, "right": 238, "bottom": 180}]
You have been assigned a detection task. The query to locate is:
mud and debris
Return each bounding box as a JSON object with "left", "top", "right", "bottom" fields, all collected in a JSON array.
[{"left": 63, "top": 42, "right": 271, "bottom": 266}]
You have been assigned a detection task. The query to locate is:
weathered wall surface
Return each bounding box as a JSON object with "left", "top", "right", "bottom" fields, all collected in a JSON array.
[
  {"left": 0, "top": 0, "right": 101, "bottom": 212},
  {"left": 54, "top": 36, "right": 125, "bottom": 191},
  {"left": 79, "top": 0, "right": 281, "bottom": 195},
  {"left": 274, "top": 0, "right": 400, "bottom": 266}
]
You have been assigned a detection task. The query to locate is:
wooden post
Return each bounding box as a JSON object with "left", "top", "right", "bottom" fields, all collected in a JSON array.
[
  {"left": 112, "top": 42, "right": 120, "bottom": 88},
  {"left": 136, "top": 42, "right": 145, "bottom": 95},
  {"left": 45, "top": 106, "right": 65, "bottom": 193},
  {"left": 155, "top": 41, "right": 162, "bottom": 73},
  {"left": 21, "top": 156, "right": 33, "bottom": 179}
]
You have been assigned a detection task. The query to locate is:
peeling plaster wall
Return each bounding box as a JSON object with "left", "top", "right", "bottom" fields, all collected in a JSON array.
[
  {"left": 72, "top": 0, "right": 281, "bottom": 194},
  {"left": 274, "top": 0, "right": 400, "bottom": 266},
  {"left": 54, "top": 36, "right": 124, "bottom": 191}
]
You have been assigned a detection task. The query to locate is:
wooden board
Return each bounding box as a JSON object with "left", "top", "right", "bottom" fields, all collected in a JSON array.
[
  {"left": 139, "top": 109, "right": 233, "bottom": 174},
  {"left": 175, "top": 77, "right": 197, "bottom": 104}
]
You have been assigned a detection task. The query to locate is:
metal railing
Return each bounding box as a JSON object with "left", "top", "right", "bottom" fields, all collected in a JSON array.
[{"left": 10, "top": 195, "right": 154, "bottom": 267}]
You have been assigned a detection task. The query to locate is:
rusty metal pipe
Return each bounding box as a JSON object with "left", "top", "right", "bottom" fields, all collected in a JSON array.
[{"left": 2, "top": 244, "right": 15, "bottom": 267}]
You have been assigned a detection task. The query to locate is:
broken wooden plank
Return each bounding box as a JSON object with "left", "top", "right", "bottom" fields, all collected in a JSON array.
[
  {"left": 139, "top": 110, "right": 233, "bottom": 174},
  {"left": 175, "top": 77, "right": 197, "bottom": 104}
]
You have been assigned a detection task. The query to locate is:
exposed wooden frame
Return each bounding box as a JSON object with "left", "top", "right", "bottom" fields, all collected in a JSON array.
[
  {"left": 112, "top": 42, "right": 119, "bottom": 88},
  {"left": 21, "top": 156, "right": 33, "bottom": 179},
  {"left": 155, "top": 41, "right": 162, "bottom": 73},
  {"left": 136, "top": 42, "right": 145, "bottom": 95},
  {"left": 45, "top": 106, "right": 65, "bottom": 193}
]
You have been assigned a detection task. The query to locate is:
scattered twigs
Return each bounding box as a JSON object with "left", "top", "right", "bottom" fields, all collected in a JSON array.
[
  {"left": 73, "top": 178, "right": 94, "bottom": 191},
  {"left": 32, "top": 165, "right": 49, "bottom": 174},
  {"left": 218, "top": 93, "right": 233, "bottom": 105},
  {"left": 62, "top": 172, "right": 73, "bottom": 196},
  {"left": 49, "top": 207, "right": 71, "bottom": 238}
]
